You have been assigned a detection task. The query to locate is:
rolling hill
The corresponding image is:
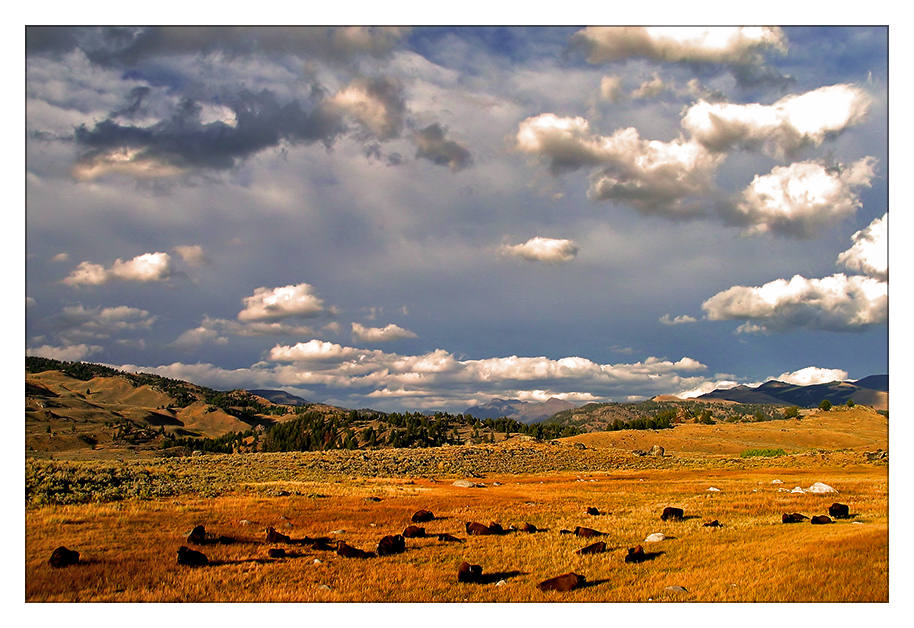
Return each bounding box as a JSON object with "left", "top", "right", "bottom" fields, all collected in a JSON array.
[{"left": 696, "top": 375, "right": 888, "bottom": 410}]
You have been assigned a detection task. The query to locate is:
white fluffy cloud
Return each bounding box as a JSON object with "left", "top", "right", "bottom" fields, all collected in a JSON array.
[
  {"left": 701, "top": 273, "right": 886, "bottom": 333},
  {"left": 572, "top": 26, "right": 786, "bottom": 65},
  {"left": 516, "top": 114, "right": 721, "bottom": 215},
  {"left": 682, "top": 84, "right": 872, "bottom": 157},
  {"left": 733, "top": 158, "right": 876, "bottom": 236},
  {"left": 27, "top": 343, "right": 102, "bottom": 361},
  {"left": 837, "top": 213, "right": 887, "bottom": 280},
  {"left": 500, "top": 236, "right": 579, "bottom": 263},
  {"left": 631, "top": 75, "right": 669, "bottom": 100},
  {"left": 352, "top": 322, "right": 418, "bottom": 343},
  {"left": 659, "top": 314, "right": 698, "bottom": 325},
  {"left": 62, "top": 252, "right": 174, "bottom": 286},
  {"left": 121, "top": 344, "right": 711, "bottom": 410},
  {"left": 237, "top": 283, "right": 327, "bottom": 322},
  {"left": 173, "top": 244, "right": 207, "bottom": 266},
  {"left": 774, "top": 366, "right": 848, "bottom": 386}
]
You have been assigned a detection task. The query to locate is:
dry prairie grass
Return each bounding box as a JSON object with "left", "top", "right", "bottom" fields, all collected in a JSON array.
[{"left": 26, "top": 461, "right": 887, "bottom": 602}]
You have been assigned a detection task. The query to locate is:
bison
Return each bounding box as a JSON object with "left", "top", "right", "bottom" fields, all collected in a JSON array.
[
  {"left": 377, "top": 534, "right": 406, "bottom": 556},
  {"left": 465, "top": 522, "right": 494, "bottom": 535},
  {"left": 268, "top": 548, "right": 287, "bottom": 558},
  {"left": 661, "top": 507, "right": 684, "bottom": 521},
  {"left": 265, "top": 527, "right": 291, "bottom": 543},
  {"left": 437, "top": 533, "right": 464, "bottom": 543},
  {"left": 336, "top": 541, "right": 375, "bottom": 558},
  {"left": 518, "top": 522, "right": 539, "bottom": 533},
  {"left": 586, "top": 507, "right": 600, "bottom": 516},
  {"left": 177, "top": 546, "right": 208, "bottom": 567},
  {"left": 624, "top": 545, "right": 647, "bottom": 563},
  {"left": 487, "top": 522, "right": 504, "bottom": 534},
  {"left": 703, "top": 520, "right": 722, "bottom": 527},
  {"left": 457, "top": 561, "right": 483, "bottom": 583},
  {"left": 402, "top": 525, "right": 425, "bottom": 538},
  {"left": 48, "top": 546, "right": 79, "bottom": 568},
  {"left": 576, "top": 541, "right": 606, "bottom": 555},
  {"left": 538, "top": 572, "right": 585, "bottom": 592},
  {"left": 829, "top": 503, "right": 850, "bottom": 519},
  {"left": 782, "top": 513, "right": 809, "bottom": 524},
  {"left": 574, "top": 526, "right": 604, "bottom": 538},
  {"left": 412, "top": 509, "right": 434, "bottom": 523},
  {"left": 810, "top": 515, "right": 833, "bottom": 525},
  {"left": 187, "top": 525, "right": 207, "bottom": 545}
]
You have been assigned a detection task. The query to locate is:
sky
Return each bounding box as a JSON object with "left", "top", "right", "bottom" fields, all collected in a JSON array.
[{"left": 24, "top": 25, "right": 889, "bottom": 413}]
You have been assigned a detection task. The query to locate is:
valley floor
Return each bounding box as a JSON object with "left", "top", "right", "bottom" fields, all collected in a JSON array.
[{"left": 26, "top": 457, "right": 887, "bottom": 602}]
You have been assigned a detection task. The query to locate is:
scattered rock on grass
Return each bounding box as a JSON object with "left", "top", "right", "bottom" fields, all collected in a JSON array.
[
  {"left": 452, "top": 480, "right": 477, "bottom": 488},
  {"left": 807, "top": 482, "right": 837, "bottom": 494},
  {"left": 644, "top": 532, "right": 666, "bottom": 542}
]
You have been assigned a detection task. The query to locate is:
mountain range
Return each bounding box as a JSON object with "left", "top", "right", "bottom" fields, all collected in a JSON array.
[
  {"left": 463, "top": 397, "right": 578, "bottom": 424},
  {"left": 695, "top": 375, "right": 887, "bottom": 410}
]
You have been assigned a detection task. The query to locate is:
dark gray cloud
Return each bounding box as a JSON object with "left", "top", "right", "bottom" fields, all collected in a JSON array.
[
  {"left": 413, "top": 123, "right": 472, "bottom": 171},
  {"left": 74, "top": 88, "right": 347, "bottom": 174},
  {"left": 27, "top": 26, "right": 410, "bottom": 66}
]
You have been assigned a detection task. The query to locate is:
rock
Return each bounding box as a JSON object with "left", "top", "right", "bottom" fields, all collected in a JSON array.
[
  {"left": 495, "top": 579, "right": 507, "bottom": 586},
  {"left": 49, "top": 546, "right": 80, "bottom": 568},
  {"left": 707, "top": 487, "right": 721, "bottom": 492},
  {"left": 239, "top": 519, "right": 253, "bottom": 526},
  {"left": 318, "top": 584, "right": 332, "bottom": 591},
  {"left": 313, "top": 558, "right": 323, "bottom": 564},
  {"left": 791, "top": 486, "right": 806, "bottom": 494},
  {"left": 330, "top": 529, "right": 346, "bottom": 535},
  {"left": 665, "top": 585, "right": 688, "bottom": 593},
  {"left": 649, "top": 445, "right": 664, "bottom": 457},
  {"left": 851, "top": 521, "right": 864, "bottom": 525},
  {"left": 644, "top": 532, "right": 666, "bottom": 543},
  {"left": 807, "top": 482, "right": 837, "bottom": 494},
  {"left": 452, "top": 480, "right": 477, "bottom": 488},
  {"left": 538, "top": 572, "right": 585, "bottom": 592},
  {"left": 771, "top": 479, "right": 784, "bottom": 484}
]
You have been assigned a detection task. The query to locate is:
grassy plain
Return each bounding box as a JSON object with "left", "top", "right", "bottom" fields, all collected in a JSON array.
[{"left": 25, "top": 408, "right": 888, "bottom": 602}]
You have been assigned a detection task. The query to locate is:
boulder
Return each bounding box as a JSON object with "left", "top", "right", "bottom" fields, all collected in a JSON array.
[
  {"left": 452, "top": 480, "right": 477, "bottom": 488},
  {"left": 807, "top": 482, "right": 837, "bottom": 494},
  {"left": 644, "top": 532, "right": 666, "bottom": 543}
]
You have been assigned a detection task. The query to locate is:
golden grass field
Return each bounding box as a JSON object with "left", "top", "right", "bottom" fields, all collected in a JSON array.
[{"left": 25, "top": 407, "right": 888, "bottom": 603}]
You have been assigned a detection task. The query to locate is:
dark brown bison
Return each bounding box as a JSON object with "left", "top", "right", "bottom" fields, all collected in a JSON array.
[
  {"left": 336, "top": 541, "right": 375, "bottom": 558},
  {"left": 574, "top": 526, "right": 604, "bottom": 538},
  {"left": 465, "top": 522, "right": 494, "bottom": 535},
  {"left": 187, "top": 525, "right": 207, "bottom": 544},
  {"left": 48, "top": 546, "right": 79, "bottom": 568},
  {"left": 624, "top": 545, "right": 647, "bottom": 563},
  {"left": 412, "top": 509, "right": 434, "bottom": 523},
  {"left": 437, "top": 533, "right": 464, "bottom": 543},
  {"left": 310, "top": 539, "right": 335, "bottom": 551},
  {"left": 829, "top": 503, "right": 850, "bottom": 519},
  {"left": 703, "top": 520, "right": 722, "bottom": 527},
  {"left": 810, "top": 515, "right": 833, "bottom": 525},
  {"left": 661, "top": 507, "right": 684, "bottom": 521},
  {"left": 519, "top": 522, "right": 539, "bottom": 533},
  {"left": 457, "top": 561, "right": 483, "bottom": 583},
  {"left": 487, "top": 522, "right": 504, "bottom": 534},
  {"left": 559, "top": 529, "right": 573, "bottom": 535},
  {"left": 177, "top": 546, "right": 208, "bottom": 567},
  {"left": 576, "top": 541, "right": 606, "bottom": 555},
  {"left": 265, "top": 527, "right": 291, "bottom": 543},
  {"left": 402, "top": 525, "right": 425, "bottom": 538},
  {"left": 538, "top": 572, "right": 585, "bottom": 592},
  {"left": 782, "top": 513, "right": 809, "bottom": 524},
  {"left": 377, "top": 534, "right": 406, "bottom": 556},
  {"left": 586, "top": 507, "right": 600, "bottom": 515},
  {"left": 268, "top": 548, "right": 287, "bottom": 558}
]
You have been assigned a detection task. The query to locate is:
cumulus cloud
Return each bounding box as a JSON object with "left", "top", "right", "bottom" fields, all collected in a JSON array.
[
  {"left": 413, "top": 123, "right": 472, "bottom": 171},
  {"left": 50, "top": 252, "right": 69, "bottom": 262},
  {"left": 500, "top": 237, "right": 579, "bottom": 263},
  {"left": 124, "top": 343, "right": 710, "bottom": 410},
  {"left": 682, "top": 84, "right": 872, "bottom": 158},
  {"left": 238, "top": 283, "right": 327, "bottom": 322},
  {"left": 171, "top": 325, "right": 229, "bottom": 348},
  {"left": 171, "top": 315, "right": 316, "bottom": 347},
  {"left": 27, "top": 343, "right": 102, "bottom": 361},
  {"left": 52, "top": 304, "right": 157, "bottom": 339},
  {"left": 329, "top": 76, "right": 406, "bottom": 140},
  {"left": 352, "top": 322, "right": 418, "bottom": 343},
  {"left": 774, "top": 366, "right": 848, "bottom": 386},
  {"left": 701, "top": 273, "right": 886, "bottom": 333},
  {"left": 659, "top": 314, "right": 698, "bottom": 325},
  {"left": 516, "top": 114, "right": 721, "bottom": 215},
  {"left": 600, "top": 75, "right": 623, "bottom": 102},
  {"left": 173, "top": 244, "right": 207, "bottom": 266},
  {"left": 571, "top": 26, "right": 787, "bottom": 65},
  {"left": 62, "top": 252, "right": 173, "bottom": 285},
  {"left": 731, "top": 158, "right": 877, "bottom": 237},
  {"left": 837, "top": 213, "right": 887, "bottom": 280},
  {"left": 631, "top": 75, "right": 669, "bottom": 100}
]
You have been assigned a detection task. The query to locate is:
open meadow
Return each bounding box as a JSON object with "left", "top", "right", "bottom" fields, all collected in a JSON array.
[{"left": 25, "top": 407, "right": 888, "bottom": 603}]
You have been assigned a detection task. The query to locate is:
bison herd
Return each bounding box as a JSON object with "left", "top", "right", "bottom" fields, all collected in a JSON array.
[{"left": 46, "top": 497, "right": 861, "bottom": 595}]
